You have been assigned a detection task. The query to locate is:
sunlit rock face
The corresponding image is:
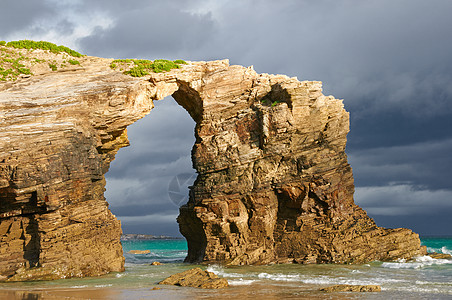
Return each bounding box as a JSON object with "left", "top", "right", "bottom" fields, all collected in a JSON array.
[{"left": 0, "top": 50, "right": 425, "bottom": 281}]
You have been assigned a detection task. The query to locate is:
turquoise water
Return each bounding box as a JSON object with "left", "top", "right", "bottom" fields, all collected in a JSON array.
[
  {"left": 122, "top": 239, "right": 188, "bottom": 264},
  {"left": 422, "top": 237, "right": 452, "bottom": 255},
  {"left": 1, "top": 238, "right": 451, "bottom": 299}
]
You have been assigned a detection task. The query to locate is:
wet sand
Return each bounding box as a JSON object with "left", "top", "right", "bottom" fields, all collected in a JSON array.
[{"left": 0, "top": 283, "right": 374, "bottom": 300}]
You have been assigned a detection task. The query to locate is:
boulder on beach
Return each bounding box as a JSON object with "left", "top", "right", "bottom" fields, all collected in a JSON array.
[
  {"left": 150, "top": 261, "right": 162, "bottom": 266},
  {"left": 128, "top": 250, "right": 151, "bottom": 254},
  {"left": 320, "top": 284, "right": 381, "bottom": 292},
  {"left": 159, "top": 268, "right": 228, "bottom": 289}
]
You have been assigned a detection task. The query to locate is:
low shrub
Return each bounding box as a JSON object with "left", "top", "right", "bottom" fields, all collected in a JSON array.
[{"left": 48, "top": 63, "right": 57, "bottom": 71}]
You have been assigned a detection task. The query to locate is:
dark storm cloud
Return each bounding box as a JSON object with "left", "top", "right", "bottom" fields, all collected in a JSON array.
[
  {"left": 371, "top": 212, "right": 452, "bottom": 237},
  {"left": 78, "top": 1, "right": 216, "bottom": 59},
  {"left": 0, "top": 0, "right": 56, "bottom": 36},
  {"left": 349, "top": 138, "right": 452, "bottom": 190},
  {"left": 4, "top": 0, "right": 451, "bottom": 234}
]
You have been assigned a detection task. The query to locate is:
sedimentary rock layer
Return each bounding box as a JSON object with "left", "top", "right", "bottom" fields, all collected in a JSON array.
[{"left": 0, "top": 48, "right": 425, "bottom": 280}]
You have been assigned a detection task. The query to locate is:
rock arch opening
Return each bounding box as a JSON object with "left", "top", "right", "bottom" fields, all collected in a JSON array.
[{"left": 105, "top": 96, "right": 196, "bottom": 237}]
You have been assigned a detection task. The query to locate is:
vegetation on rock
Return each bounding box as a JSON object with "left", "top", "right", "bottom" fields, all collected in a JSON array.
[
  {"left": 68, "top": 59, "right": 80, "bottom": 65},
  {"left": 48, "top": 63, "right": 58, "bottom": 71},
  {"left": 111, "top": 58, "right": 187, "bottom": 77},
  {"left": 0, "top": 40, "right": 84, "bottom": 81},
  {"left": 0, "top": 48, "right": 32, "bottom": 81},
  {"left": 260, "top": 98, "right": 282, "bottom": 107},
  {"left": 5, "top": 40, "right": 83, "bottom": 57}
]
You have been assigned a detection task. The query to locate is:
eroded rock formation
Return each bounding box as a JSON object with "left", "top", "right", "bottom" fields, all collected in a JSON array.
[{"left": 0, "top": 47, "right": 426, "bottom": 281}]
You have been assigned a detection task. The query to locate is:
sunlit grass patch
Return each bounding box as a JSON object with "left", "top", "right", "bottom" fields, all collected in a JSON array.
[
  {"left": 111, "top": 58, "right": 188, "bottom": 77},
  {"left": 6, "top": 40, "right": 84, "bottom": 57}
]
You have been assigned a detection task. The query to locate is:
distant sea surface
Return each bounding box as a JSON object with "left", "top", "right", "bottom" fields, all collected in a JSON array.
[{"left": 1, "top": 237, "right": 451, "bottom": 299}]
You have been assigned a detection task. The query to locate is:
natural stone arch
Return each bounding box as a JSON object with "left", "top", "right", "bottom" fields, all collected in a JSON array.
[{"left": 0, "top": 56, "right": 425, "bottom": 281}]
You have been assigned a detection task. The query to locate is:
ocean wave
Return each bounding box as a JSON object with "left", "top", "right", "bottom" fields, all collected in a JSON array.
[
  {"left": 427, "top": 246, "right": 452, "bottom": 255},
  {"left": 228, "top": 279, "right": 258, "bottom": 286},
  {"left": 257, "top": 273, "right": 301, "bottom": 281},
  {"left": 382, "top": 256, "right": 452, "bottom": 269},
  {"left": 206, "top": 265, "right": 244, "bottom": 278},
  {"left": 386, "top": 285, "right": 452, "bottom": 295},
  {"left": 415, "top": 280, "right": 452, "bottom": 286},
  {"left": 441, "top": 246, "right": 452, "bottom": 255},
  {"left": 206, "top": 265, "right": 401, "bottom": 287},
  {"left": 94, "top": 284, "right": 113, "bottom": 288}
]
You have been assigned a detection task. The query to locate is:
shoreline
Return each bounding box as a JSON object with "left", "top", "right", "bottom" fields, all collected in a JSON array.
[
  {"left": 120, "top": 234, "right": 184, "bottom": 241},
  {"left": 0, "top": 238, "right": 450, "bottom": 299}
]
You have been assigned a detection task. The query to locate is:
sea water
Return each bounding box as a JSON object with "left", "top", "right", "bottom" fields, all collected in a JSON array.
[{"left": 0, "top": 238, "right": 451, "bottom": 299}]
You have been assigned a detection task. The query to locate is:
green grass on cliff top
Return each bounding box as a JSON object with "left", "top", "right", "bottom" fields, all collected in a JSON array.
[
  {"left": 111, "top": 58, "right": 187, "bottom": 77},
  {"left": 0, "top": 40, "right": 84, "bottom": 81},
  {"left": 5, "top": 40, "right": 83, "bottom": 57},
  {"left": 0, "top": 40, "right": 186, "bottom": 81}
]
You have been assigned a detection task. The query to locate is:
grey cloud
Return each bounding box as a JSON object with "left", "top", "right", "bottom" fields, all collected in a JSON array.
[
  {"left": 78, "top": 1, "right": 217, "bottom": 59},
  {"left": 371, "top": 213, "right": 452, "bottom": 237},
  {"left": 348, "top": 138, "right": 452, "bottom": 190},
  {"left": 0, "top": 0, "right": 56, "bottom": 36},
  {"left": 355, "top": 184, "right": 452, "bottom": 215},
  {"left": 354, "top": 184, "right": 452, "bottom": 235},
  {"left": 118, "top": 213, "right": 181, "bottom": 236}
]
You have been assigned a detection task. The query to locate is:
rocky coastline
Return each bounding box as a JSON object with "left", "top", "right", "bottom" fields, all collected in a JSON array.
[{"left": 0, "top": 43, "right": 426, "bottom": 281}]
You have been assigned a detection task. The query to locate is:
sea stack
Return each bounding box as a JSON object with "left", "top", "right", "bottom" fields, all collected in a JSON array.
[{"left": 0, "top": 44, "right": 426, "bottom": 281}]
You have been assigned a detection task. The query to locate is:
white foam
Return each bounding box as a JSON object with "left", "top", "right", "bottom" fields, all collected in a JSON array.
[
  {"left": 257, "top": 273, "right": 301, "bottom": 281},
  {"left": 69, "top": 285, "right": 88, "bottom": 289},
  {"left": 415, "top": 280, "right": 452, "bottom": 286},
  {"left": 382, "top": 255, "right": 452, "bottom": 269},
  {"left": 299, "top": 275, "right": 401, "bottom": 286},
  {"left": 206, "top": 265, "right": 243, "bottom": 278},
  {"left": 441, "top": 246, "right": 452, "bottom": 255},
  {"left": 228, "top": 279, "right": 258, "bottom": 286},
  {"left": 94, "top": 284, "right": 113, "bottom": 288},
  {"left": 427, "top": 246, "right": 452, "bottom": 255},
  {"left": 427, "top": 246, "right": 438, "bottom": 253}
]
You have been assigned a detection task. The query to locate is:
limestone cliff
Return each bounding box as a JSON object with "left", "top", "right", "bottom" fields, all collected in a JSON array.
[{"left": 0, "top": 46, "right": 426, "bottom": 281}]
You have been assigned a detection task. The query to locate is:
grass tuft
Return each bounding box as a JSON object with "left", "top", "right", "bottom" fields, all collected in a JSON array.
[
  {"left": 48, "top": 63, "right": 57, "bottom": 71},
  {"left": 173, "top": 59, "right": 187, "bottom": 65}
]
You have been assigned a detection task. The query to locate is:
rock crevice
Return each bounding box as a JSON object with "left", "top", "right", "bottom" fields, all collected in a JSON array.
[{"left": 0, "top": 49, "right": 425, "bottom": 280}]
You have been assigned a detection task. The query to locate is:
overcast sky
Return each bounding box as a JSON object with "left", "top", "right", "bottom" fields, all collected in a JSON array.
[{"left": 2, "top": 0, "right": 451, "bottom": 236}]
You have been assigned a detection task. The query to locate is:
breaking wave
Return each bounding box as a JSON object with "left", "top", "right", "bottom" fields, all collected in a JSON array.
[{"left": 382, "top": 256, "right": 452, "bottom": 269}]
